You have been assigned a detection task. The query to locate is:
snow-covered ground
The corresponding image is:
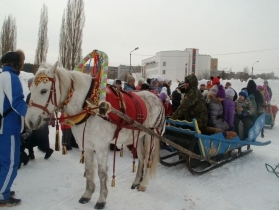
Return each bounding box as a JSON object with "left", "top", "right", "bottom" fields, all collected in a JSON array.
[{"left": 6, "top": 71, "right": 279, "bottom": 210}]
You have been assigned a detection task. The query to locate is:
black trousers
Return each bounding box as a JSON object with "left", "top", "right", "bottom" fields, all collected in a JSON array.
[{"left": 234, "top": 115, "right": 253, "bottom": 140}]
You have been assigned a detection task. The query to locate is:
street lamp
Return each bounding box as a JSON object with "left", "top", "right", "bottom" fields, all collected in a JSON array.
[
  {"left": 129, "top": 47, "right": 139, "bottom": 74},
  {"left": 252, "top": 61, "right": 259, "bottom": 76}
]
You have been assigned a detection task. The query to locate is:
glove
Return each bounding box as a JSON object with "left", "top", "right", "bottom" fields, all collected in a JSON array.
[
  {"left": 21, "top": 133, "right": 29, "bottom": 139},
  {"left": 242, "top": 111, "right": 248, "bottom": 117}
]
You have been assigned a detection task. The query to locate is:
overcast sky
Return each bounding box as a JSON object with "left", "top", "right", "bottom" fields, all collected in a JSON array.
[{"left": 1, "top": 0, "right": 279, "bottom": 75}]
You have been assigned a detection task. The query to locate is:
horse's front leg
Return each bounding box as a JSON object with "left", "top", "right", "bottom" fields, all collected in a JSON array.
[
  {"left": 94, "top": 145, "right": 109, "bottom": 209},
  {"left": 79, "top": 148, "right": 95, "bottom": 204},
  {"left": 131, "top": 138, "right": 145, "bottom": 189}
]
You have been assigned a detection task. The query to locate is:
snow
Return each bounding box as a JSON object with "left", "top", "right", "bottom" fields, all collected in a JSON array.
[{"left": 6, "top": 71, "right": 279, "bottom": 210}]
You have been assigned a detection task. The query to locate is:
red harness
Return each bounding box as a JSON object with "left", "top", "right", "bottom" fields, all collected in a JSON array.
[{"left": 105, "top": 85, "right": 147, "bottom": 130}]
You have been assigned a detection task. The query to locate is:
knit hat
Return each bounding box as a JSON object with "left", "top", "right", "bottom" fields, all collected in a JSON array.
[
  {"left": 156, "top": 76, "right": 164, "bottom": 82},
  {"left": 216, "top": 85, "right": 225, "bottom": 98},
  {"left": 239, "top": 90, "right": 248, "bottom": 99},
  {"left": 211, "top": 76, "right": 220, "bottom": 86},
  {"left": 264, "top": 80, "right": 268, "bottom": 85},
  {"left": 164, "top": 79, "right": 171, "bottom": 85},
  {"left": 225, "top": 88, "right": 235, "bottom": 99},
  {"left": 126, "top": 74, "right": 135, "bottom": 83}
]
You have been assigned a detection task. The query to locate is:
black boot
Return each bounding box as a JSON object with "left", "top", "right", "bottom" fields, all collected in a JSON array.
[
  {"left": 44, "top": 148, "right": 53, "bottom": 159},
  {"left": 29, "top": 149, "right": 35, "bottom": 160},
  {"left": 0, "top": 197, "right": 21, "bottom": 207},
  {"left": 22, "top": 152, "right": 29, "bottom": 165}
]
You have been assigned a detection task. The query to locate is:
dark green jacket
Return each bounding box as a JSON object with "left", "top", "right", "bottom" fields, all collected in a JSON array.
[{"left": 171, "top": 75, "right": 208, "bottom": 130}]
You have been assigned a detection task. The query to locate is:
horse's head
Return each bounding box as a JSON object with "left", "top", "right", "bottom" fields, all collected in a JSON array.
[{"left": 25, "top": 61, "right": 62, "bottom": 129}]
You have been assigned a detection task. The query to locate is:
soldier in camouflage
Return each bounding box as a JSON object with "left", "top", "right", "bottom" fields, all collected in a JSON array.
[{"left": 171, "top": 74, "right": 208, "bottom": 131}]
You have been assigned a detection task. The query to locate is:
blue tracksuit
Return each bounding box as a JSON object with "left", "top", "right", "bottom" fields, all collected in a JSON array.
[{"left": 0, "top": 66, "right": 28, "bottom": 200}]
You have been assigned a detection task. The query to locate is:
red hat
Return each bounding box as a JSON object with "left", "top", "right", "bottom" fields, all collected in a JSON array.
[{"left": 211, "top": 77, "right": 220, "bottom": 86}]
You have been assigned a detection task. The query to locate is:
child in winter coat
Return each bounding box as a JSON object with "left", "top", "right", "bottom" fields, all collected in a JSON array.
[
  {"left": 234, "top": 90, "right": 255, "bottom": 140},
  {"left": 124, "top": 74, "right": 136, "bottom": 91},
  {"left": 207, "top": 85, "right": 229, "bottom": 131},
  {"left": 223, "top": 87, "right": 235, "bottom": 131}
]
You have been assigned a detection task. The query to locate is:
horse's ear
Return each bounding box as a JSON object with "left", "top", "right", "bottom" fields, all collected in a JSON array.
[{"left": 49, "top": 61, "right": 59, "bottom": 76}]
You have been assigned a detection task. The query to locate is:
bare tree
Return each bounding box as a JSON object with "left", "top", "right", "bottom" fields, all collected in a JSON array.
[
  {"left": 1, "top": 15, "right": 17, "bottom": 55},
  {"left": 59, "top": 0, "right": 85, "bottom": 70},
  {"left": 59, "top": 10, "right": 67, "bottom": 67},
  {"left": 34, "top": 4, "right": 49, "bottom": 65},
  {"left": 196, "top": 70, "right": 210, "bottom": 80}
]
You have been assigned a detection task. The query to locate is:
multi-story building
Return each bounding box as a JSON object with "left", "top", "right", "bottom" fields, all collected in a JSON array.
[
  {"left": 211, "top": 58, "right": 218, "bottom": 71},
  {"left": 141, "top": 48, "right": 211, "bottom": 81}
]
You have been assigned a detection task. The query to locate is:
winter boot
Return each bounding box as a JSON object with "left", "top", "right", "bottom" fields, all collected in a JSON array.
[
  {"left": 0, "top": 197, "right": 21, "bottom": 207},
  {"left": 10, "top": 191, "right": 15, "bottom": 198},
  {"left": 29, "top": 149, "right": 35, "bottom": 160},
  {"left": 44, "top": 148, "right": 53, "bottom": 159}
]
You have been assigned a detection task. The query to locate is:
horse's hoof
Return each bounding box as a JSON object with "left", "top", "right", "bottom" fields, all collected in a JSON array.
[
  {"left": 94, "top": 202, "right": 106, "bottom": 209},
  {"left": 138, "top": 186, "right": 146, "bottom": 191},
  {"left": 79, "top": 197, "right": 90, "bottom": 204},
  {"left": 131, "top": 184, "right": 139, "bottom": 189}
]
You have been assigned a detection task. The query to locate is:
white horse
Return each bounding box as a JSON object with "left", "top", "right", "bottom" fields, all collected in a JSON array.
[{"left": 25, "top": 62, "right": 165, "bottom": 209}]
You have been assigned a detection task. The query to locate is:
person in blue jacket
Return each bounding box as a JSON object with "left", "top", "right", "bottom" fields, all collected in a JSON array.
[{"left": 0, "top": 50, "right": 27, "bottom": 207}]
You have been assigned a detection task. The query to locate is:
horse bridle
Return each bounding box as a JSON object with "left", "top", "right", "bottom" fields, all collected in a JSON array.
[{"left": 28, "top": 72, "right": 61, "bottom": 115}]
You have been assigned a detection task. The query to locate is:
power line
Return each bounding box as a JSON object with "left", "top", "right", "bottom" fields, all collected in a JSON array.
[
  {"left": 211, "top": 47, "right": 279, "bottom": 56},
  {"left": 133, "top": 47, "right": 279, "bottom": 57}
]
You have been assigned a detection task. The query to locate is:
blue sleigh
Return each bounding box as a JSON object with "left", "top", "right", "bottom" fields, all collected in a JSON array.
[{"left": 160, "top": 113, "right": 271, "bottom": 174}]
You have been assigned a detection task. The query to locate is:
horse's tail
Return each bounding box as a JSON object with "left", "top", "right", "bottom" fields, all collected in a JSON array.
[{"left": 149, "top": 133, "right": 160, "bottom": 178}]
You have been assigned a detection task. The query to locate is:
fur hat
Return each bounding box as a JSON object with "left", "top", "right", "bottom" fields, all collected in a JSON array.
[
  {"left": 125, "top": 74, "right": 135, "bottom": 83},
  {"left": 216, "top": 85, "right": 225, "bottom": 98},
  {"left": 239, "top": 90, "right": 248, "bottom": 99},
  {"left": 225, "top": 88, "right": 235, "bottom": 99},
  {"left": 1, "top": 49, "right": 25, "bottom": 70},
  {"left": 211, "top": 76, "right": 220, "bottom": 86}
]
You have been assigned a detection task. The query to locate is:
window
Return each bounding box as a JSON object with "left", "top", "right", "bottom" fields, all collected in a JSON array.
[
  {"left": 163, "top": 62, "right": 166, "bottom": 66},
  {"left": 163, "top": 70, "right": 166, "bottom": 74}
]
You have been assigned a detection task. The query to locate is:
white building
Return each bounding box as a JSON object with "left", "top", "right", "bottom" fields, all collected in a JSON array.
[{"left": 141, "top": 48, "right": 211, "bottom": 81}]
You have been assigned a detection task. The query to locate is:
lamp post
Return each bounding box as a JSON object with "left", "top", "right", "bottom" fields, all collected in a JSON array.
[
  {"left": 129, "top": 47, "right": 139, "bottom": 74},
  {"left": 252, "top": 61, "right": 259, "bottom": 77}
]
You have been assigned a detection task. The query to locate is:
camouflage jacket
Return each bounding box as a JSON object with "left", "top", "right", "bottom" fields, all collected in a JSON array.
[
  {"left": 171, "top": 75, "right": 208, "bottom": 130},
  {"left": 235, "top": 97, "right": 256, "bottom": 117}
]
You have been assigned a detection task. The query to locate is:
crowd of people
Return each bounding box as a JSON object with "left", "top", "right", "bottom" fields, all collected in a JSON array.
[{"left": 114, "top": 73, "right": 272, "bottom": 140}]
